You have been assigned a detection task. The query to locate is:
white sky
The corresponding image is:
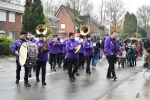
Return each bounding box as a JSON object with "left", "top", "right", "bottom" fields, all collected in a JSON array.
[{"left": 90, "top": 0, "right": 150, "bottom": 14}]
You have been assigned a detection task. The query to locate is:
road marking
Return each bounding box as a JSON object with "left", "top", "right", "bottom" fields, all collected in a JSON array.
[{"left": 20, "top": 72, "right": 56, "bottom": 82}]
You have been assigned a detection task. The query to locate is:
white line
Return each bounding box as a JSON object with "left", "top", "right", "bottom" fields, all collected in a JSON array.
[{"left": 20, "top": 72, "right": 56, "bottom": 82}]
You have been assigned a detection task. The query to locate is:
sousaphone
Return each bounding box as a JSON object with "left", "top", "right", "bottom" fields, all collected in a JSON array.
[
  {"left": 36, "top": 24, "right": 47, "bottom": 53},
  {"left": 74, "top": 25, "right": 90, "bottom": 53}
]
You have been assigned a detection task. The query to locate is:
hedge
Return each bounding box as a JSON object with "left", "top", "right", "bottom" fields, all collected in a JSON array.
[{"left": 0, "top": 43, "right": 12, "bottom": 56}]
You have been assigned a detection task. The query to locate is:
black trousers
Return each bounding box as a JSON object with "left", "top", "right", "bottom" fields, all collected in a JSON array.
[
  {"left": 63, "top": 53, "right": 68, "bottom": 69},
  {"left": 79, "top": 53, "right": 85, "bottom": 68},
  {"left": 16, "top": 60, "right": 29, "bottom": 83},
  {"left": 84, "top": 56, "right": 92, "bottom": 72},
  {"left": 36, "top": 61, "right": 47, "bottom": 82},
  {"left": 68, "top": 58, "right": 79, "bottom": 78},
  {"left": 49, "top": 54, "right": 57, "bottom": 69},
  {"left": 106, "top": 55, "right": 116, "bottom": 77},
  {"left": 57, "top": 53, "right": 63, "bottom": 66}
]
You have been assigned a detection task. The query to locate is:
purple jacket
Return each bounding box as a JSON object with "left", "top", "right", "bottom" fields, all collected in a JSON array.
[
  {"left": 79, "top": 44, "right": 84, "bottom": 53},
  {"left": 57, "top": 40, "right": 63, "bottom": 53},
  {"left": 63, "top": 40, "right": 68, "bottom": 53},
  {"left": 48, "top": 39, "right": 59, "bottom": 54},
  {"left": 66, "top": 39, "right": 79, "bottom": 59},
  {"left": 83, "top": 40, "right": 93, "bottom": 56},
  {"left": 11, "top": 40, "right": 22, "bottom": 60},
  {"left": 36, "top": 40, "right": 49, "bottom": 61},
  {"left": 104, "top": 37, "right": 121, "bottom": 56}
]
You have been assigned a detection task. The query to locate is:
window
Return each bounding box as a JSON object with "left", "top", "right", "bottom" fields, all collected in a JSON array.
[
  {"left": 61, "top": 24, "right": 65, "bottom": 29},
  {"left": 0, "top": 11, "right": 6, "bottom": 21},
  {"left": 50, "top": 20, "right": 57, "bottom": 27},
  {"left": 9, "top": 31, "right": 15, "bottom": 40},
  {"left": 0, "top": 30, "right": 5, "bottom": 35},
  {"left": 9, "top": 12, "right": 15, "bottom": 23}
]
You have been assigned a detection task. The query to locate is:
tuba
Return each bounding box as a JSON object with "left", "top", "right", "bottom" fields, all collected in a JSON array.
[
  {"left": 74, "top": 25, "right": 90, "bottom": 53},
  {"left": 36, "top": 24, "right": 48, "bottom": 53},
  {"left": 80, "top": 25, "right": 90, "bottom": 35}
]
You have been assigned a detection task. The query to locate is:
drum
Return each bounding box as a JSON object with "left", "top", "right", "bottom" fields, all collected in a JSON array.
[
  {"left": 19, "top": 42, "right": 27, "bottom": 66},
  {"left": 116, "top": 56, "right": 126, "bottom": 62},
  {"left": 19, "top": 42, "right": 38, "bottom": 67}
]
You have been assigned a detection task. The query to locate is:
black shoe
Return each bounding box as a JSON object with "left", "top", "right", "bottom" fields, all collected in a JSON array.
[
  {"left": 76, "top": 72, "right": 80, "bottom": 76},
  {"left": 63, "top": 68, "right": 65, "bottom": 70},
  {"left": 69, "top": 77, "right": 75, "bottom": 82},
  {"left": 82, "top": 67, "right": 85, "bottom": 69},
  {"left": 24, "top": 83, "right": 31, "bottom": 87},
  {"left": 73, "top": 75, "right": 76, "bottom": 80},
  {"left": 106, "top": 76, "right": 114, "bottom": 78},
  {"left": 36, "top": 78, "right": 40, "bottom": 82},
  {"left": 16, "top": 80, "right": 19, "bottom": 84},
  {"left": 53, "top": 69, "right": 56, "bottom": 71},
  {"left": 113, "top": 76, "right": 117, "bottom": 80},
  {"left": 29, "top": 75, "right": 32, "bottom": 78},
  {"left": 42, "top": 82, "right": 47, "bottom": 85},
  {"left": 59, "top": 65, "right": 62, "bottom": 68}
]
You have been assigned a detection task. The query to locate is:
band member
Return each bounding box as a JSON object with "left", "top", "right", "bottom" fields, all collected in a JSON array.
[
  {"left": 83, "top": 34, "right": 93, "bottom": 74},
  {"left": 48, "top": 34, "right": 58, "bottom": 71},
  {"left": 79, "top": 35, "right": 85, "bottom": 69},
  {"left": 104, "top": 31, "right": 121, "bottom": 80},
  {"left": 11, "top": 30, "right": 31, "bottom": 87},
  {"left": 66, "top": 32, "right": 79, "bottom": 82},
  {"left": 26, "top": 32, "right": 36, "bottom": 77},
  {"left": 62, "top": 36, "right": 69, "bottom": 70},
  {"left": 57, "top": 36, "right": 63, "bottom": 68},
  {"left": 36, "top": 34, "right": 48, "bottom": 85}
]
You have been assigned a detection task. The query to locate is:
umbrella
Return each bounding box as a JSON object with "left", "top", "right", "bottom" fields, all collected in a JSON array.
[{"left": 100, "top": 31, "right": 109, "bottom": 36}]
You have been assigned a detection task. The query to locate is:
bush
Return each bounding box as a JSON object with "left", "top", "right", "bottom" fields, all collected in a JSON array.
[
  {"left": 0, "top": 35, "right": 14, "bottom": 47},
  {"left": 0, "top": 43, "right": 12, "bottom": 56},
  {"left": 120, "top": 33, "right": 130, "bottom": 39}
]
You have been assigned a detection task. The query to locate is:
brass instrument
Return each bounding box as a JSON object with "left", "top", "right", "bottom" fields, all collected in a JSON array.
[
  {"left": 80, "top": 25, "right": 90, "bottom": 35},
  {"left": 36, "top": 24, "right": 48, "bottom": 53}
]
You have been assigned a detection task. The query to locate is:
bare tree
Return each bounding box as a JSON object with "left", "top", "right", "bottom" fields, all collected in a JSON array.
[
  {"left": 97, "top": 0, "right": 126, "bottom": 32},
  {"left": 136, "top": 5, "right": 150, "bottom": 28}
]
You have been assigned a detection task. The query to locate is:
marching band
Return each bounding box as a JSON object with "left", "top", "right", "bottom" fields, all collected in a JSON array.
[{"left": 11, "top": 25, "right": 123, "bottom": 87}]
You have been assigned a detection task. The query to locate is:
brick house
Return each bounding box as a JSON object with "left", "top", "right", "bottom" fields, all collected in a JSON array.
[
  {"left": 55, "top": 5, "right": 105, "bottom": 37},
  {"left": 0, "top": 1, "right": 24, "bottom": 40}
]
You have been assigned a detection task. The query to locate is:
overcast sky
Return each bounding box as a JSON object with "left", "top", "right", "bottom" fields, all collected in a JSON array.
[{"left": 91, "top": 0, "right": 150, "bottom": 14}]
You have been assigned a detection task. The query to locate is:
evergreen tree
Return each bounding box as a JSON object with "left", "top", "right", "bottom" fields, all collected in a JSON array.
[
  {"left": 22, "top": 0, "right": 32, "bottom": 32},
  {"left": 138, "top": 27, "right": 147, "bottom": 38},
  {"left": 32, "top": 0, "right": 45, "bottom": 34},
  {"left": 22, "top": 0, "right": 45, "bottom": 34},
  {"left": 123, "top": 12, "right": 137, "bottom": 35}
]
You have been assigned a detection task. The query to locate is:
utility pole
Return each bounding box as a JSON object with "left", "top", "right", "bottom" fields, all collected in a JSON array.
[{"left": 136, "top": 21, "right": 138, "bottom": 39}]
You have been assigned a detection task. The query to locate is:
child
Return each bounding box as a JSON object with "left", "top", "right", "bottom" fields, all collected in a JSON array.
[
  {"left": 144, "top": 48, "right": 150, "bottom": 69},
  {"left": 127, "top": 44, "right": 133, "bottom": 67},
  {"left": 118, "top": 47, "right": 126, "bottom": 68},
  {"left": 132, "top": 44, "right": 138, "bottom": 66}
]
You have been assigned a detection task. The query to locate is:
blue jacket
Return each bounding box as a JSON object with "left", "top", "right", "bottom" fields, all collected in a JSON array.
[{"left": 48, "top": 39, "right": 59, "bottom": 54}]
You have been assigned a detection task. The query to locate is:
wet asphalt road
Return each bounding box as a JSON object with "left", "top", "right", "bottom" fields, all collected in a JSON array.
[{"left": 0, "top": 56, "right": 144, "bottom": 100}]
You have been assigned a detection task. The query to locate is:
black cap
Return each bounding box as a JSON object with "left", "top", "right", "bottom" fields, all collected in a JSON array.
[
  {"left": 86, "top": 34, "right": 91, "bottom": 38},
  {"left": 38, "top": 34, "right": 45, "bottom": 37},
  {"left": 69, "top": 32, "right": 74, "bottom": 37},
  {"left": 20, "top": 30, "right": 27, "bottom": 35},
  {"left": 52, "top": 34, "right": 57, "bottom": 38}
]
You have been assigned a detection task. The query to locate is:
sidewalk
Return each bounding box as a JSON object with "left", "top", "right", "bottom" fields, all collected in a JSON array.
[
  {"left": 0, "top": 56, "right": 15, "bottom": 69},
  {"left": 101, "top": 68, "right": 150, "bottom": 100}
]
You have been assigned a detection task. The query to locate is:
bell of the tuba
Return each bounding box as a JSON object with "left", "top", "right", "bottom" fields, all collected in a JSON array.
[
  {"left": 35, "top": 24, "right": 47, "bottom": 35},
  {"left": 80, "top": 25, "right": 90, "bottom": 35}
]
